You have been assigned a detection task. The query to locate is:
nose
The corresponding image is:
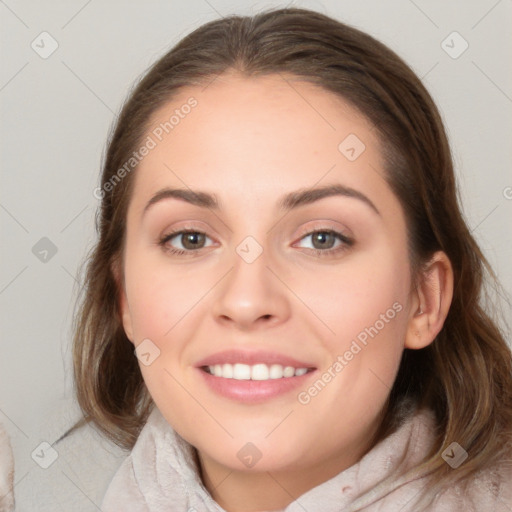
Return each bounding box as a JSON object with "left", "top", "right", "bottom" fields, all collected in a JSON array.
[{"left": 211, "top": 243, "right": 291, "bottom": 331}]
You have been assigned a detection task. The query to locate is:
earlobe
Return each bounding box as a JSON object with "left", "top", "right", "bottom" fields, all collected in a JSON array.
[
  {"left": 119, "top": 287, "right": 135, "bottom": 344},
  {"left": 111, "top": 260, "right": 135, "bottom": 344},
  {"left": 405, "top": 251, "right": 454, "bottom": 350}
]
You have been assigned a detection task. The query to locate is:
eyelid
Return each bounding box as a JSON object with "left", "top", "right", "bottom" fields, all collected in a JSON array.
[
  {"left": 294, "top": 220, "right": 353, "bottom": 241},
  {"left": 158, "top": 220, "right": 216, "bottom": 240},
  {"left": 159, "top": 227, "right": 215, "bottom": 246},
  {"left": 294, "top": 228, "right": 353, "bottom": 244}
]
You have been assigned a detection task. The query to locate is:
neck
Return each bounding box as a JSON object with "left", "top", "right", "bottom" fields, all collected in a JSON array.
[{"left": 196, "top": 424, "right": 381, "bottom": 512}]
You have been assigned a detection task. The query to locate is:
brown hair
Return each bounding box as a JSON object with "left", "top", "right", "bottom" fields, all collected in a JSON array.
[{"left": 69, "top": 7, "right": 512, "bottom": 508}]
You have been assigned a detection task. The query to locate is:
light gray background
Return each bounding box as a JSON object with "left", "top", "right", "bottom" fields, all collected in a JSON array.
[{"left": 1, "top": 0, "right": 511, "bottom": 500}]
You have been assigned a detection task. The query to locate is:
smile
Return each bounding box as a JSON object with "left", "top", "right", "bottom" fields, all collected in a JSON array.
[
  {"left": 202, "top": 363, "right": 311, "bottom": 380},
  {"left": 195, "top": 349, "right": 317, "bottom": 403}
]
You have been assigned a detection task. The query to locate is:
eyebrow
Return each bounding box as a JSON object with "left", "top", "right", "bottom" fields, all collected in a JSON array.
[{"left": 142, "top": 183, "right": 380, "bottom": 216}]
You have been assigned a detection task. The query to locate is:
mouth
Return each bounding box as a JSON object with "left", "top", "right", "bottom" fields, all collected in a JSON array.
[
  {"left": 200, "top": 363, "right": 314, "bottom": 380},
  {"left": 195, "top": 350, "right": 317, "bottom": 403}
]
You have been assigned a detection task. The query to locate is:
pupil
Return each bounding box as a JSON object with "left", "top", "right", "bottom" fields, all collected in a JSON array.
[
  {"left": 183, "top": 232, "right": 204, "bottom": 250},
  {"left": 314, "top": 232, "right": 333, "bottom": 249}
]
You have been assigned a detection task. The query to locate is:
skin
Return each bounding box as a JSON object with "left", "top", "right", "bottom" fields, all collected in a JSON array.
[{"left": 118, "top": 72, "right": 453, "bottom": 512}]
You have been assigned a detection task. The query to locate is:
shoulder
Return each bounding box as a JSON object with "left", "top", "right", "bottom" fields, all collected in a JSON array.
[
  {"left": 357, "top": 407, "right": 512, "bottom": 511},
  {"left": 434, "top": 462, "right": 512, "bottom": 511},
  {"left": 13, "top": 397, "right": 129, "bottom": 512},
  {"left": 411, "top": 409, "right": 512, "bottom": 511}
]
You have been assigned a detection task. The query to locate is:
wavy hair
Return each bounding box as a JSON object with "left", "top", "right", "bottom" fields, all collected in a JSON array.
[{"left": 67, "top": 7, "right": 512, "bottom": 509}]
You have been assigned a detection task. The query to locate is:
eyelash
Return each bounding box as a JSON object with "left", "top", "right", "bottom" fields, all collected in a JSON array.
[{"left": 158, "top": 227, "right": 354, "bottom": 258}]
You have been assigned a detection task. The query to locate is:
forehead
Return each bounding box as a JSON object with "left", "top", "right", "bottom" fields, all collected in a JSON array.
[{"left": 130, "top": 72, "right": 390, "bottom": 214}]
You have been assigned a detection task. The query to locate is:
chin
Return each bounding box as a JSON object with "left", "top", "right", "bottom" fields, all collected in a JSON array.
[{"left": 196, "top": 435, "right": 309, "bottom": 473}]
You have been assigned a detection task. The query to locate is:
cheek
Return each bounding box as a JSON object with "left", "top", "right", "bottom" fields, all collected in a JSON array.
[
  {"left": 123, "top": 250, "right": 204, "bottom": 425},
  {"left": 304, "top": 249, "right": 410, "bottom": 347},
  {"left": 295, "top": 250, "right": 410, "bottom": 422},
  {"left": 299, "top": 249, "right": 410, "bottom": 408},
  {"left": 124, "top": 250, "right": 200, "bottom": 341}
]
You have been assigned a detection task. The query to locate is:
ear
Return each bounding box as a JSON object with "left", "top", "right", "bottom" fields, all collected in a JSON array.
[
  {"left": 111, "top": 259, "right": 135, "bottom": 344},
  {"left": 405, "top": 251, "right": 454, "bottom": 350}
]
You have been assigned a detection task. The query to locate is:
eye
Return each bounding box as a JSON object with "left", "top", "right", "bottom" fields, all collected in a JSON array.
[
  {"left": 158, "top": 228, "right": 354, "bottom": 258},
  {"left": 158, "top": 229, "right": 214, "bottom": 255},
  {"left": 295, "top": 229, "right": 353, "bottom": 257}
]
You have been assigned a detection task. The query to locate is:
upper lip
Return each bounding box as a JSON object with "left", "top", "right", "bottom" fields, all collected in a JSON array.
[{"left": 195, "top": 349, "right": 317, "bottom": 369}]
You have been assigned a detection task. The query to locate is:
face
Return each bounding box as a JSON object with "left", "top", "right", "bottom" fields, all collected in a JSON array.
[{"left": 119, "top": 72, "right": 416, "bottom": 479}]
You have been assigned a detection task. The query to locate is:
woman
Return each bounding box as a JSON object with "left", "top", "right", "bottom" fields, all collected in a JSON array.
[{"left": 70, "top": 7, "right": 512, "bottom": 511}]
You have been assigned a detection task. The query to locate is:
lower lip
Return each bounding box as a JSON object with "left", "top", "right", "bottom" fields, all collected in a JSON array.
[{"left": 197, "top": 368, "right": 316, "bottom": 404}]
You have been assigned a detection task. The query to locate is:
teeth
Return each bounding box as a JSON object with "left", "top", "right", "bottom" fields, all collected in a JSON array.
[
  {"left": 251, "top": 364, "right": 269, "bottom": 381},
  {"left": 233, "top": 363, "right": 251, "bottom": 380},
  {"left": 205, "top": 363, "right": 309, "bottom": 380},
  {"left": 269, "top": 364, "right": 284, "bottom": 379},
  {"left": 222, "top": 363, "right": 233, "bottom": 378},
  {"left": 283, "top": 366, "right": 295, "bottom": 378}
]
